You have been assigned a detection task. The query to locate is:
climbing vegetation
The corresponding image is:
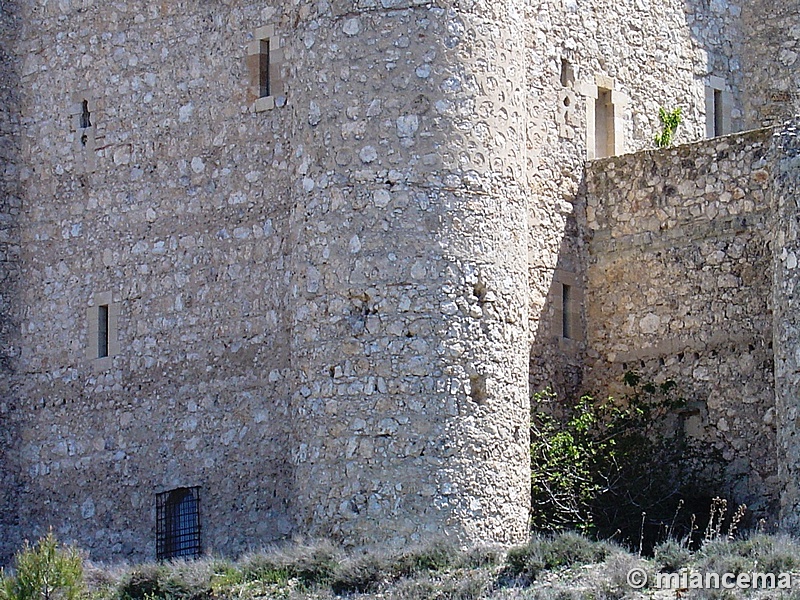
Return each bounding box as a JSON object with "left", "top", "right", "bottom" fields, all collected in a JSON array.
[{"left": 654, "top": 106, "right": 683, "bottom": 148}]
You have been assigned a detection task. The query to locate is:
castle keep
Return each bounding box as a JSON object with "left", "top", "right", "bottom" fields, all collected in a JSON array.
[{"left": 0, "top": 0, "right": 799, "bottom": 562}]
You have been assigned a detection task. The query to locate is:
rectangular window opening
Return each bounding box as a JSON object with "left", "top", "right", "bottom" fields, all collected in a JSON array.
[
  {"left": 594, "top": 88, "right": 614, "bottom": 158},
  {"left": 98, "top": 304, "right": 109, "bottom": 358},
  {"left": 156, "top": 487, "right": 201, "bottom": 560},
  {"left": 80, "top": 99, "right": 92, "bottom": 129},
  {"left": 259, "top": 39, "right": 271, "bottom": 98},
  {"left": 560, "top": 58, "right": 574, "bottom": 88},
  {"left": 562, "top": 284, "right": 572, "bottom": 339},
  {"left": 713, "top": 89, "right": 724, "bottom": 137}
]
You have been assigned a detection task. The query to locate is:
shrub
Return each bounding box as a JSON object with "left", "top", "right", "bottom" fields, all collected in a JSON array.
[
  {"left": 388, "top": 571, "right": 491, "bottom": 600},
  {"left": 691, "top": 533, "right": 800, "bottom": 583},
  {"left": 0, "top": 532, "right": 85, "bottom": 600},
  {"left": 82, "top": 562, "right": 126, "bottom": 597},
  {"left": 392, "top": 540, "right": 459, "bottom": 577},
  {"left": 695, "top": 539, "right": 756, "bottom": 582},
  {"left": 653, "top": 540, "right": 691, "bottom": 573},
  {"left": 234, "top": 553, "right": 289, "bottom": 585},
  {"left": 599, "top": 553, "right": 654, "bottom": 598},
  {"left": 530, "top": 375, "right": 688, "bottom": 545},
  {"left": 118, "top": 564, "right": 171, "bottom": 600},
  {"left": 456, "top": 545, "right": 503, "bottom": 570},
  {"left": 330, "top": 540, "right": 461, "bottom": 595},
  {"left": 284, "top": 542, "right": 340, "bottom": 587},
  {"left": 504, "top": 532, "right": 614, "bottom": 582},
  {"left": 758, "top": 535, "right": 800, "bottom": 573},
  {"left": 330, "top": 553, "right": 391, "bottom": 595},
  {"left": 527, "top": 591, "right": 585, "bottom": 600},
  {"left": 164, "top": 558, "right": 224, "bottom": 600}
]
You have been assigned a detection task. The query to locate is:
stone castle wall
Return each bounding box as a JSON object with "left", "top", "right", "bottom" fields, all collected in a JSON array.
[
  {"left": 2, "top": 0, "right": 800, "bottom": 565},
  {"left": 9, "top": 0, "right": 300, "bottom": 560},
  {"left": 582, "top": 128, "right": 779, "bottom": 518},
  {"left": 0, "top": 0, "right": 22, "bottom": 564},
  {"left": 524, "top": 0, "right": 748, "bottom": 396},
  {"left": 740, "top": 2, "right": 800, "bottom": 129},
  {"left": 772, "top": 121, "right": 800, "bottom": 533},
  {"left": 3, "top": 0, "right": 531, "bottom": 562}
]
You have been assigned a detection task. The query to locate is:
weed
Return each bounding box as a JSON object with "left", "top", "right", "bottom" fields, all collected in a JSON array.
[{"left": 654, "top": 107, "right": 683, "bottom": 148}]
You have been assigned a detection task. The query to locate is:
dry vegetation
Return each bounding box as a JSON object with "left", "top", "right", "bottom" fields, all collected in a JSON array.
[{"left": 5, "top": 531, "right": 800, "bottom": 600}]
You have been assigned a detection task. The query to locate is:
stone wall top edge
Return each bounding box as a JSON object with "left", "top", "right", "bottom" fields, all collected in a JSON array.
[
  {"left": 586, "top": 125, "right": 779, "bottom": 171},
  {"left": 322, "top": 1, "right": 520, "bottom": 18},
  {"left": 21, "top": 0, "right": 521, "bottom": 28}
]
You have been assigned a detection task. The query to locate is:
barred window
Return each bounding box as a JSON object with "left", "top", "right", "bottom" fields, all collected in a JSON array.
[{"left": 156, "top": 487, "right": 201, "bottom": 560}]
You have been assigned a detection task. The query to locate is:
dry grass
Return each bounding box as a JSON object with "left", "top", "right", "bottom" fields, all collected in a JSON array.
[{"left": 13, "top": 530, "right": 800, "bottom": 600}]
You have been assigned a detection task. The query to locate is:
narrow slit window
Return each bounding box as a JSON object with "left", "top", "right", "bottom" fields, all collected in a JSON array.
[
  {"left": 560, "top": 58, "right": 574, "bottom": 88},
  {"left": 98, "top": 304, "right": 109, "bottom": 358},
  {"left": 713, "top": 89, "right": 724, "bottom": 137},
  {"left": 259, "top": 39, "right": 270, "bottom": 98},
  {"left": 80, "top": 99, "right": 92, "bottom": 129},
  {"left": 157, "top": 487, "right": 201, "bottom": 560},
  {"left": 249, "top": 26, "right": 283, "bottom": 112},
  {"left": 594, "top": 88, "right": 614, "bottom": 158},
  {"left": 562, "top": 284, "right": 572, "bottom": 339}
]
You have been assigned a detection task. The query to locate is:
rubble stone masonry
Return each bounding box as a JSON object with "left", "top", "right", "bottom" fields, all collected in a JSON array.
[
  {"left": 583, "top": 128, "right": 778, "bottom": 519},
  {"left": 2, "top": 0, "right": 800, "bottom": 564}
]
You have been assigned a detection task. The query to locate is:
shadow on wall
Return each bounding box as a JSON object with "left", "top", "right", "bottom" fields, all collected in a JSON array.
[
  {"left": 559, "top": 131, "right": 778, "bottom": 531},
  {"left": 0, "top": 0, "right": 22, "bottom": 567},
  {"left": 529, "top": 171, "right": 587, "bottom": 402},
  {"left": 524, "top": 0, "right": 793, "bottom": 540}
]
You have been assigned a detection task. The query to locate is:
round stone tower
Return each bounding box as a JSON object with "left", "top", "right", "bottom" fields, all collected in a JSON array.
[{"left": 284, "top": 0, "right": 530, "bottom": 546}]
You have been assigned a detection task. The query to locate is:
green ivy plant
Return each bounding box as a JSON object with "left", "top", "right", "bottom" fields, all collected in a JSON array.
[{"left": 654, "top": 107, "right": 683, "bottom": 148}]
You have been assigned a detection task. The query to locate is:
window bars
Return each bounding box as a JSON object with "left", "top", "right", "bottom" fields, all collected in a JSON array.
[{"left": 156, "top": 487, "right": 201, "bottom": 560}]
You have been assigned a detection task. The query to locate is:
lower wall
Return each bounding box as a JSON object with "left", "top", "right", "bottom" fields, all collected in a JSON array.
[
  {"left": 13, "top": 366, "right": 296, "bottom": 561},
  {"left": 772, "top": 121, "right": 800, "bottom": 532},
  {"left": 582, "top": 128, "right": 779, "bottom": 520}
]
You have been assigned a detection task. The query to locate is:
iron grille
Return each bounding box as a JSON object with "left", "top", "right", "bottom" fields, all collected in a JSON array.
[{"left": 156, "top": 487, "right": 201, "bottom": 560}]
